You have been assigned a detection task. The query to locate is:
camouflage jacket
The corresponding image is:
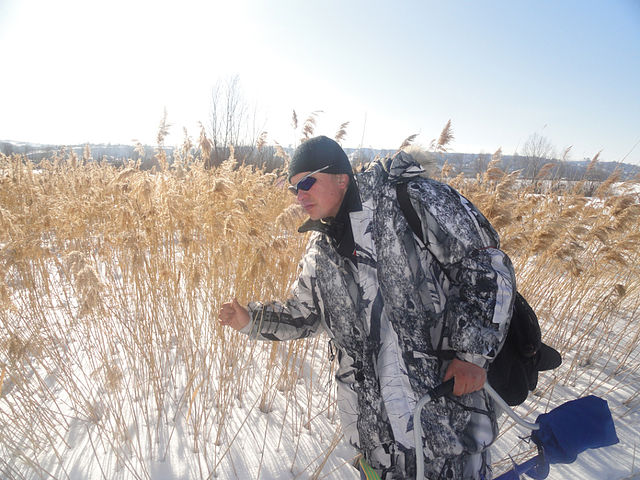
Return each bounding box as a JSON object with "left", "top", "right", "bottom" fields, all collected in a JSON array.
[{"left": 245, "top": 152, "right": 516, "bottom": 477}]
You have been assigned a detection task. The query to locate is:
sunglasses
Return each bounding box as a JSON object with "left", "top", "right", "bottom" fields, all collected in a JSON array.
[{"left": 288, "top": 165, "right": 331, "bottom": 195}]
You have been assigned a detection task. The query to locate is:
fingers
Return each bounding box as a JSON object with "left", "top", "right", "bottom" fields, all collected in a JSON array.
[
  {"left": 444, "top": 358, "right": 487, "bottom": 396},
  {"left": 444, "top": 370, "right": 472, "bottom": 396},
  {"left": 232, "top": 298, "right": 243, "bottom": 312},
  {"left": 218, "top": 300, "right": 237, "bottom": 326},
  {"left": 218, "top": 298, "right": 251, "bottom": 331},
  {"left": 454, "top": 371, "right": 484, "bottom": 396},
  {"left": 452, "top": 377, "right": 474, "bottom": 396},
  {"left": 218, "top": 301, "right": 235, "bottom": 323}
]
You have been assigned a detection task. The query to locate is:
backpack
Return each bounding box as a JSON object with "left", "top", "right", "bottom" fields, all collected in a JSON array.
[{"left": 396, "top": 182, "right": 562, "bottom": 406}]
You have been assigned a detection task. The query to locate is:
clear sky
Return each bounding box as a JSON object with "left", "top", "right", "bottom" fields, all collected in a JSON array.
[{"left": 1, "top": 0, "right": 639, "bottom": 164}]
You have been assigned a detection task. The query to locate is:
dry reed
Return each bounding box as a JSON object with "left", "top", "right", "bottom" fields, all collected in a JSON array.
[{"left": 1, "top": 134, "right": 639, "bottom": 479}]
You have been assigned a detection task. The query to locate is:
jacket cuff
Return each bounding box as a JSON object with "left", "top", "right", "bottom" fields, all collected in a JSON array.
[
  {"left": 456, "top": 352, "right": 488, "bottom": 369},
  {"left": 239, "top": 320, "right": 253, "bottom": 335}
]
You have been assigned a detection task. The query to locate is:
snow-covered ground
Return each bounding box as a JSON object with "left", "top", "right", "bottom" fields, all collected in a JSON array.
[{"left": 2, "top": 305, "right": 639, "bottom": 480}]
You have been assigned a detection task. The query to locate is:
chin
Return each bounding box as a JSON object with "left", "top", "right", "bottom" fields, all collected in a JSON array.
[{"left": 305, "top": 208, "right": 320, "bottom": 220}]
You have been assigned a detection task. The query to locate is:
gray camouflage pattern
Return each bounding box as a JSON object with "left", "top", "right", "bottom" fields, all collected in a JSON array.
[{"left": 245, "top": 152, "right": 516, "bottom": 479}]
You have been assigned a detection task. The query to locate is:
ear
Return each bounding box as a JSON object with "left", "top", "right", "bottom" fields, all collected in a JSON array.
[{"left": 336, "top": 174, "right": 350, "bottom": 189}]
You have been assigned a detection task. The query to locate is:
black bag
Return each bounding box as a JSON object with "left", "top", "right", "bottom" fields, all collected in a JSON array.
[
  {"left": 486, "top": 291, "right": 562, "bottom": 405},
  {"left": 396, "top": 182, "right": 562, "bottom": 406}
]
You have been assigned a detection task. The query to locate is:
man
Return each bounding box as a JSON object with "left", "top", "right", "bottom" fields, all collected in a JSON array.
[{"left": 219, "top": 135, "right": 516, "bottom": 479}]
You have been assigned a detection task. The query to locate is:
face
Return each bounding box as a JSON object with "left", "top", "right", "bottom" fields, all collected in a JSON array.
[{"left": 289, "top": 171, "right": 349, "bottom": 220}]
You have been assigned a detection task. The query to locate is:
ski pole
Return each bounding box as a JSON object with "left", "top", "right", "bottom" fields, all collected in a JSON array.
[
  {"left": 483, "top": 382, "right": 539, "bottom": 431},
  {"left": 414, "top": 380, "right": 539, "bottom": 479}
]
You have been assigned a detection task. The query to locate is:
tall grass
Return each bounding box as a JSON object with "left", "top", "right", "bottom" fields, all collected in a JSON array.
[
  {"left": 0, "top": 145, "right": 321, "bottom": 478},
  {"left": 1, "top": 136, "right": 639, "bottom": 478},
  {"left": 446, "top": 165, "right": 640, "bottom": 391}
]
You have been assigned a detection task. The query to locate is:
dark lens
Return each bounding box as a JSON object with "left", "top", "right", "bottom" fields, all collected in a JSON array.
[{"left": 297, "top": 176, "right": 316, "bottom": 192}]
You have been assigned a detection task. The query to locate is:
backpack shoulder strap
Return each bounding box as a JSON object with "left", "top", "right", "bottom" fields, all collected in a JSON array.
[{"left": 396, "top": 182, "right": 424, "bottom": 244}]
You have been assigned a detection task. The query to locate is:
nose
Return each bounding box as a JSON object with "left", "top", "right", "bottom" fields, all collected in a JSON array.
[{"left": 296, "top": 189, "right": 308, "bottom": 202}]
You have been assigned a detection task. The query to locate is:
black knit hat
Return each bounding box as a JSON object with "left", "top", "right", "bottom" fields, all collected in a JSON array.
[{"left": 288, "top": 136, "right": 352, "bottom": 181}]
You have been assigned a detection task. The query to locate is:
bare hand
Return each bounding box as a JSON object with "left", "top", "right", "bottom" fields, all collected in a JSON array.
[
  {"left": 218, "top": 298, "right": 250, "bottom": 331},
  {"left": 443, "top": 358, "right": 487, "bottom": 396}
]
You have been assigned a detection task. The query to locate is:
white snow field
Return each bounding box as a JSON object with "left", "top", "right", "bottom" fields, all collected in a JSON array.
[{"left": 1, "top": 274, "right": 638, "bottom": 480}]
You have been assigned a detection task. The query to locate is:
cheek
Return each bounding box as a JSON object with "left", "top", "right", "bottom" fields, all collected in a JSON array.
[{"left": 330, "top": 183, "right": 346, "bottom": 202}]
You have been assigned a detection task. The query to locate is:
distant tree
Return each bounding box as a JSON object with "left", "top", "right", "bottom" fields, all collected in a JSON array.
[
  {"left": 209, "top": 76, "right": 260, "bottom": 167},
  {"left": 447, "top": 152, "right": 464, "bottom": 175},
  {"left": 473, "top": 153, "right": 491, "bottom": 176},
  {"left": 0, "top": 142, "right": 14, "bottom": 156},
  {"left": 522, "top": 133, "right": 556, "bottom": 179}
]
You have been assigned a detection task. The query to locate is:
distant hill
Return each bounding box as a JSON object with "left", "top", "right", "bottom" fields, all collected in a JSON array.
[
  {"left": 0, "top": 140, "right": 167, "bottom": 169},
  {"left": 346, "top": 148, "right": 640, "bottom": 181},
  {"left": 2, "top": 140, "right": 639, "bottom": 181}
]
